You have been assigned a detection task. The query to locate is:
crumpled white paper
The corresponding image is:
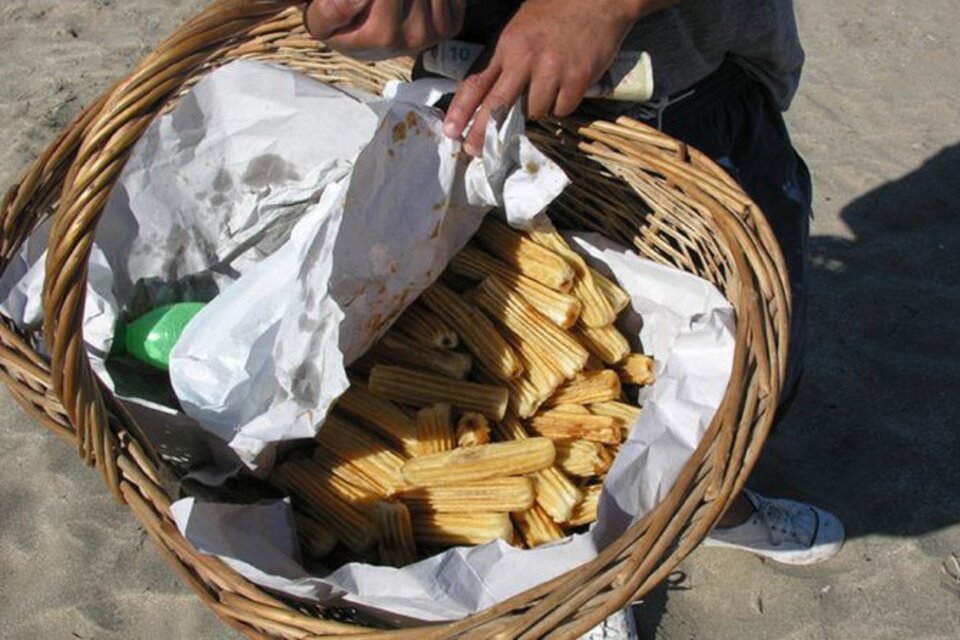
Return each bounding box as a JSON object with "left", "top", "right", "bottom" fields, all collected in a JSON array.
[
  {"left": 568, "top": 233, "right": 738, "bottom": 540},
  {"left": 170, "top": 231, "right": 736, "bottom": 623},
  {"left": 161, "top": 63, "right": 568, "bottom": 467},
  {"left": 0, "top": 219, "right": 51, "bottom": 335},
  {"left": 0, "top": 60, "right": 569, "bottom": 471}
]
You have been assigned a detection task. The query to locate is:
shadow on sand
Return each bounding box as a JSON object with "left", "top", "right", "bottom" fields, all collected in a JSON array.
[{"left": 637, "top": 143, "right": 960, "bottom": 636}]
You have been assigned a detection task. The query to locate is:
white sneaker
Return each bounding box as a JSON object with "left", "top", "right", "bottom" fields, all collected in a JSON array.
[
  {"left": 702, "top": 489, "right": 845, "bottom": 565},
  {"left": 578, "top": 607, "right": 638, "bottom": 640}
]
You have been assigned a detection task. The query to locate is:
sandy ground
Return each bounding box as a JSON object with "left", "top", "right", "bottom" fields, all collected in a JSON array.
[{"left": 0, "top": 1, "right": 957, "bottom": 639}]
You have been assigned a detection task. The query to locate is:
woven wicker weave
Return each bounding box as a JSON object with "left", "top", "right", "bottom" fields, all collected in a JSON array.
[{"left": 0, "top": 1, "right": 791, "bottom": 638}]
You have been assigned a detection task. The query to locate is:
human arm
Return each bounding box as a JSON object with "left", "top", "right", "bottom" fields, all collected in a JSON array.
[
  {"left": 444, "top": 0, "right": 682, "bottom": 154},
  {"left": 303, "top": 0, "right": 466, "bottom": 61},
  {"left": 303, "top": 0, "right": 682, "bottom": 154}
]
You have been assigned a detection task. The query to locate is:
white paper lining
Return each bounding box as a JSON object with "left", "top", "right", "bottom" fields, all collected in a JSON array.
[
  {"left": 0, "top": 60, "right": 568, "bottom": 473},
  {"left": 170, "top": 231, "right": 735, "bottom": 622}
]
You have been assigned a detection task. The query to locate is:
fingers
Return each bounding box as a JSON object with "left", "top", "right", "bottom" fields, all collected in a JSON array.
[
  {"left": 461, "top": 67, "right": 530, "bottom": 156},
  {"left": 434, "top": 0, "right": 467, "bottom": 42},
  {"left": 446, "top": 59, "right": 596, "bottom": 156},
  {"left": 526, "top": 61, "right": 562, "bottom": 120},
  {"left": 553, "top": 65, "right": 595, "bottom": 117},
  {"left": 311, "top": 0, "right": 461, "bottom": 60},
  {"left": 443, "top": 61, "right": 500, "bottom": 142},
  {"left": 304, "top": 0, "right": 372, "bottom": 40},
  {"left": 325, "top": 0, "right": 405, "bottom": 57},
  {"left": 445, "top": 54, "right": 563, "bottom": 156}
]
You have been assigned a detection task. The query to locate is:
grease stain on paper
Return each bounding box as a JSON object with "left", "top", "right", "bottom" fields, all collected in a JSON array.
[{"left": 242, "top": 154, "right": 300, "bottom": 190}]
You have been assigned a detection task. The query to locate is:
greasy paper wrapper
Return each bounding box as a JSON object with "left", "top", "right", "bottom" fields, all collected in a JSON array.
[
  {"left": 0, "top": 60, "right": 567, "bottom": 473},
  {"left": 170, "top": 231, "right": 735, "bottom": 622},
  {"left": 0, "top": 61, "right": 735, "bottom": 623},
  {"left": 167, "top": 83, "right": 565, "bottom": 467}
]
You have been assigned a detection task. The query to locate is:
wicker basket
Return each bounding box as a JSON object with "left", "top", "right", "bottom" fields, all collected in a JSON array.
[{"left": 0, "top": 1, "right": 791, "bottom": 637}]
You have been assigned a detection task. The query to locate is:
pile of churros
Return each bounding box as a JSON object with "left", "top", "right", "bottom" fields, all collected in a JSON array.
[{"left": 269, "top": 217, "right": 655, "bottom": 567}]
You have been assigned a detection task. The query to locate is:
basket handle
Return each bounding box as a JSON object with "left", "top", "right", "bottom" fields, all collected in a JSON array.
[{"left": 40, "top": 0, "right": 304, "bottom": 500}]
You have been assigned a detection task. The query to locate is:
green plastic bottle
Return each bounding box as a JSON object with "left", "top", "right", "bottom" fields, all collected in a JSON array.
[{"left": 111, "top": 302, "right": 206, "bottom": 370}]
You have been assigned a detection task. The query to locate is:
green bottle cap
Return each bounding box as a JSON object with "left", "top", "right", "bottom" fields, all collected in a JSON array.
[{"left": 112, "top": 302, "right": 206, "bottom": 371}]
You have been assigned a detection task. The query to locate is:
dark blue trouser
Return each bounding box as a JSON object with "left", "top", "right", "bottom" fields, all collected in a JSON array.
[{"left": 621, "top": 62, "right": 812, "bottom": 402}]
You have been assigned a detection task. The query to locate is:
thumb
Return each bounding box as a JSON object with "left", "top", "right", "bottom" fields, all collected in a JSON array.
[{"left": 304, "top": 0, "right": 371, "bottom": 40}]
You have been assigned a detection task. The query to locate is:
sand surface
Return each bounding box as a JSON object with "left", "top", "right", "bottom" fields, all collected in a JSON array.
[{"left": 1, "top": 1, "right": 957, "bottom": 638}]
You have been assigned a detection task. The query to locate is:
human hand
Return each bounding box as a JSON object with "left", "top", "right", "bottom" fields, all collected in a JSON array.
[
  {"left": 443, "top": 0, "right": 647, "bottom": 155},
  {"left": 304, "top": 0, "right": 466, "bottom": 61}
]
